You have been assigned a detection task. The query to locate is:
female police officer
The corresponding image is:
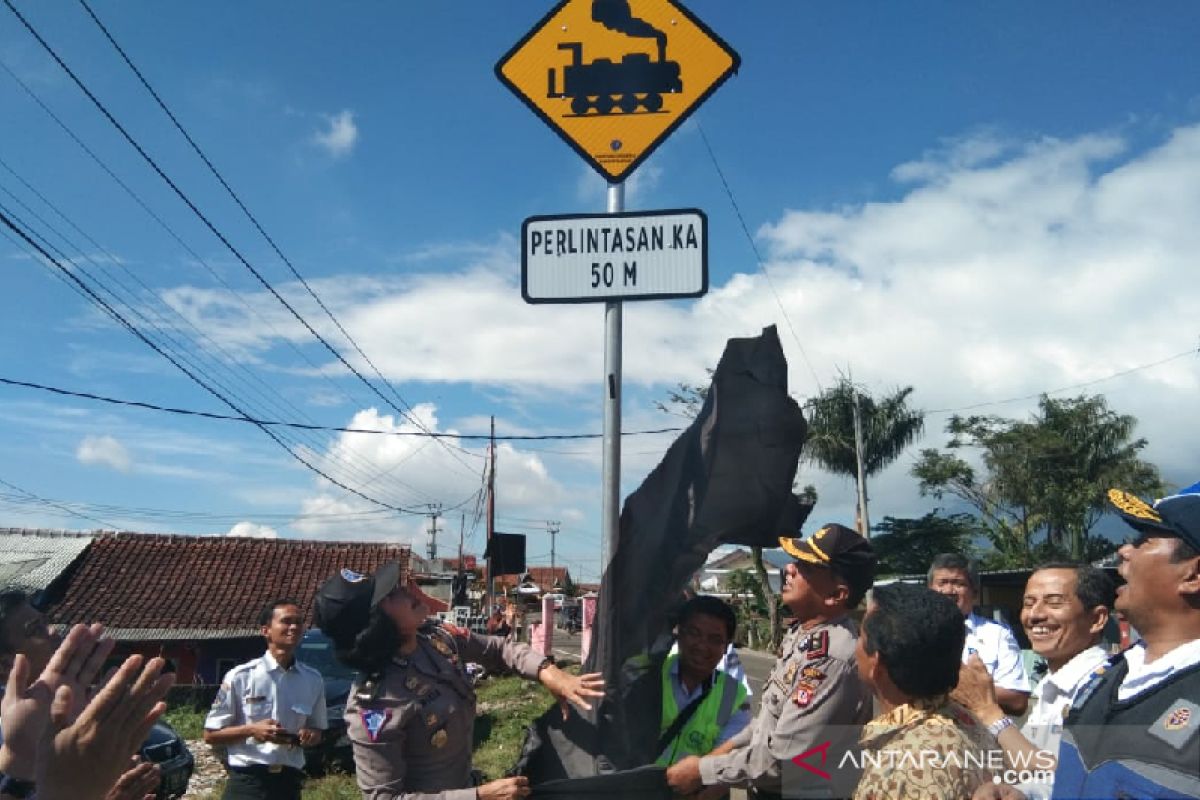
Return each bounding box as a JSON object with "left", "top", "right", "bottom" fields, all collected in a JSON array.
[{"left": 314, "top": 561, "right": 603, "bottom": 800}]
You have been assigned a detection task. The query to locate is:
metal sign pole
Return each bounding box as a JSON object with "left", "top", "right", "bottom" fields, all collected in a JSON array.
[{"left": 600, "top": 181, "right": 624, "bottom": 582}]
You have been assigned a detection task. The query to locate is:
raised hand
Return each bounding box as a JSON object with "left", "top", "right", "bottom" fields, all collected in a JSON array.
[{"left": 36, "top": 654, "right": 175, "bottom": 800}]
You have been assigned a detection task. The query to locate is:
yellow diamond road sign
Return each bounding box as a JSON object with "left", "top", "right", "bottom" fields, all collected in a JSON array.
[{"left": 496, "top": 0, "right": 740, "bottom": 183}]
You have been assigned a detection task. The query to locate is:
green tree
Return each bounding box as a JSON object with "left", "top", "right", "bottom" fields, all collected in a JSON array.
[
  {"left": 803, "top": 378, "right": 925, "bottom": 533},
  {"left": 870, "top": 512, "right": 979, "bottom": 576},
  {"left": 912, "top": 394, "right": 1164, "bottom": 564}
]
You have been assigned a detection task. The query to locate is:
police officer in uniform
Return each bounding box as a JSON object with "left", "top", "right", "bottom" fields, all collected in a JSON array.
[
  {"left": 313, "top": 561, "right": 604, "bottom": 800},
  {"left": 204, "top": 598, "right": 327, "bottom": 800},
  {"left": 666, "top": 524, "right": 877, "bottom": 799},
  {"left": 1046, "top": 489, "right": 1200, "bottom": 800}
]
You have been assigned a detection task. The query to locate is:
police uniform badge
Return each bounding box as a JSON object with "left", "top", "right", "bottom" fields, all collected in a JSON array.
[
  {"left": 406, "top": 677, "right": 421, "bottom": 691},
  {"left": 431, "top": 729, "right": 449, "bottom": 749},
  {"left": 793, "top": 681, "right": 817, "bottom": 708},
  {"left": 431, "top": 637, "right": 454, "bottom": 658},
  {"left": 425, "top": 712, "right": 439, "bottom": 728},
  {"left": 803, "top": 630, "right": 829, "bottom": 660},
  {"left": 784, "top": 662, "right": 798, "bottom": 685},
  {"left": 1150, "top": 701, "right": 1199, "bottom": 750},
  {"left": 801, "top": 666, "right": 826, "bottom": 682},
  {"left": 360, "top": 708, "right": 390, "bottom": 743},
  {"left": 341, "top": 568, "right": 367, "bottom": 583}
]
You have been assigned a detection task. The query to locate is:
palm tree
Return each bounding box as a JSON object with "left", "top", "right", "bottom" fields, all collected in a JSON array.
[{"left": 804, "top": 378, "right": 925, "bottom": 536}]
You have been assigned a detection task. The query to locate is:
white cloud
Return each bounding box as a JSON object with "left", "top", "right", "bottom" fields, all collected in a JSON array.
[
  {"left": 157, "top": 121, "right": 1200, "bottom": 530},
  {"left": 312, "top": 110, "right": 358, "bottom": 158},
  {"left": 228, "top": 521, "right": 279, "bottom": 538},
  {"left": 76, "top": 435, "right": 132, "bottom": 472},
  {"left": 291, "top": 405, "right": 569, "bottom": 543}
]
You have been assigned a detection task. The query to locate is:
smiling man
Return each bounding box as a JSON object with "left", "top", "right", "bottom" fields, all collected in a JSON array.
[
  {"left": 204, "top": 598, "right": 327, "bottom": 800},
  {"left": 953, "top": 562, "right": 1114, "bottom": 799}
]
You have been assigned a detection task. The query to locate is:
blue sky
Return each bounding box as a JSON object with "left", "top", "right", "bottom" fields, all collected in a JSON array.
[{"left": 2, "top": 2, "right": 1199, "bottom": 582}]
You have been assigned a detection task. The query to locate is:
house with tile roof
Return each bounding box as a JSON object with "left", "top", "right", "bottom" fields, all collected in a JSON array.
[{"left": 46, "top": 532, "right": 437, "bottom": 684}]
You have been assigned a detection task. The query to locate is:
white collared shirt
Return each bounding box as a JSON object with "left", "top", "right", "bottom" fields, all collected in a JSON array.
[
  {"left": 963, "top": 612, "right": 1033, "bottom": 693},
  {"left": 1019, "top": 644, "right": 1108, "bottom": 754},
  {"left": 1117, "top": 637, "right": 1200, "bottom": 701},
  {"left": 205, "top": 651, "right": 328, "bottom": 769}
]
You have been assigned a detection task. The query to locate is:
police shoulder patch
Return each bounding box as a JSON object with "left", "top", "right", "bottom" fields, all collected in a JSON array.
[
  {"left": 1149, "top": 700, "right": 1199, "bottom": 750},
  {"left": 360, "top": 708, "right": 391, "bottom": 742}
]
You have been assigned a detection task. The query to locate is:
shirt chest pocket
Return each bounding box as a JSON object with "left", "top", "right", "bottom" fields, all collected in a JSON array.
[{"left": 243, "top": 693, "right": 273, "bottom": 721}]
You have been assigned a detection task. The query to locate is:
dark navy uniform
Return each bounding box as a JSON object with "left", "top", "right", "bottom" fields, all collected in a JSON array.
[{"left": 1053, "top": 652, "right": 1200, "bottom": 799}]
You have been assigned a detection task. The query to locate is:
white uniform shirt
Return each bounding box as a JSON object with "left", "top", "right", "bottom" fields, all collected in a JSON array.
[
  {"left": 205, "top": 651, "right": 328, "bottom": 769},
  {"left": 1012, "top": 645, "right": 1109, "bottom": 800},
  {"left": 1020, "top": 645, "right": 1108, "bottom": 753},
  {"left": 963, "top": 612, "right": 1032, "bottom": 693},
  {"left": 1117, "top": 637, "right": 1200, "bottom": 701}
]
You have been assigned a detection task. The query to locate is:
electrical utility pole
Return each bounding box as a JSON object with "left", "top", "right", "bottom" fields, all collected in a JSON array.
[
  {"left": 851, "top": 387, "right": 871, "bottom": 538},
  {"left": 486, "top": 416, "right": 496, "bottom": 609},
  {"left": 426, "top": 504, "right": 442, "bottom": 561},
  {"left": 547, "top": 521, "right": 560, "bottom": 584}
]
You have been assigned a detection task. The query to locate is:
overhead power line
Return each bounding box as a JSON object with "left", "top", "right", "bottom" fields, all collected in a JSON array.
[
  {"left": 2, "top": 0, "right": 479, "bottom": 480},
  {"left": 0, "top": 207, "right": 424, "bottom": 516},
  {"left": 696, "top": 120, "right": 824, "bottom": 394},
  {"left": 74, "top": 0, "right": 472, "bottom": 469},
  {"left": 925, "top": 346, "right": 1200, "bottom": 415},
  {"left": 0, "top": 376, "right": 686, "bottom": 441},
  {"left": 0, "top": 79, "right": 447, "bottom": 505}
]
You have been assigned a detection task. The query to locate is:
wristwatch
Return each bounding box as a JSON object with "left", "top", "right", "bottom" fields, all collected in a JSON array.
[
  {"left": 536, "top": 656, "right": 556, "bottom": 675},
  {"left": 986, "top": 716, "right": 1015, "bottom": 737},
  {"left": 0, "top": 773, "right": 36, "bottom": 799}
]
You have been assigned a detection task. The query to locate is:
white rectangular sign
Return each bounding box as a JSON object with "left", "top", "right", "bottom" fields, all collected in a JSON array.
[{"left": 521, "top": 209, "right": 707, "bottom": 303}]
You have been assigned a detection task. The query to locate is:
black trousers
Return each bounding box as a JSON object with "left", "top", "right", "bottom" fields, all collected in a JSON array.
[{"left": 221, "top": 766, "right": 304, "bottom": 800}]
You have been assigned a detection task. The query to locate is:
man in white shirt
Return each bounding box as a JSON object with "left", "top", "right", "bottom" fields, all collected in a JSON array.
[
  {"left": 929, "top": 553, "right": 1031, "bottom": 715},
  {"left": 205, "top": 598, "right": 327, "bottom": 800},
  {"left": 953, "top": 562, "right": 1116, "bottom": 799}
]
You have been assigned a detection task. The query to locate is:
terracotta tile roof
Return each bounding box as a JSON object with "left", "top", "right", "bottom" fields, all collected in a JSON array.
[{"left": 49, "top": 533, "right": 410, "bottom": 638}]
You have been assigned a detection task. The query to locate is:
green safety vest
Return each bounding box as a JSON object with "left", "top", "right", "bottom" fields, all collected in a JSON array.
[{"left": 656, "top": 652, "right": 748, "bottom": 766}]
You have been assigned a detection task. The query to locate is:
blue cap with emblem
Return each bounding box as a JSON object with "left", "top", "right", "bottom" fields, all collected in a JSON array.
[
  {"left": 313, "top": 560, "right": 403, "bottom": 647},
  {"left": 1108, "top": 488, "right": 1200, "bottom": 552}
]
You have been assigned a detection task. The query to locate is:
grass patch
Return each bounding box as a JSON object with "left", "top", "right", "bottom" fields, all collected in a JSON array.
[
  {"left": 163, "top": 704, "right": 207, "bottom": 740},
  {"left": 471, "top": 671, "right": 561, "bottom": 781}
]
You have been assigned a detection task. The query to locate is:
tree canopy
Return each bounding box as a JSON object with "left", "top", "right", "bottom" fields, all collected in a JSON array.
[{"left": 912, "top": 393, "right": 1163, "bottom": 564}]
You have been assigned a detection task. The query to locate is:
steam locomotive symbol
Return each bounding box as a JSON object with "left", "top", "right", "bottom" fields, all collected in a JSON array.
[
  {"left": 548, "top": 41, "right": 682, "bottom": 116},
  {"left": 546, "top": 0, "right": 682, "bottom": 116}
]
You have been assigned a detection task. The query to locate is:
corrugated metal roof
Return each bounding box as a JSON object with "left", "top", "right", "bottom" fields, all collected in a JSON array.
[{"left": 0, "top": 529, "right": 96, "bottom": 591}]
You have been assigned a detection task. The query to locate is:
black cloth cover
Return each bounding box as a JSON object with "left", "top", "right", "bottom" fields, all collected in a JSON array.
[
  {"left": 512, "top": 326, "right": 811, "bottom": 797},
  {"left": 485, "top": 532, "right": 527, "bottom": 577}
]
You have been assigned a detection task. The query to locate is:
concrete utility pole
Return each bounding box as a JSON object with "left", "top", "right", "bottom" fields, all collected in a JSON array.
[
  {"left": 547, "top": 521, "right": 560, "bottom": 582},
  {"left": 426, "top": 504, "right": 442, "bottom": 561},
  {"left": 486, "top": 416, "right": 496, "bottom": 609}
]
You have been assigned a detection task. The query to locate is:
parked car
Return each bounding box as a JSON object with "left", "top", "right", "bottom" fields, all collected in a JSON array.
[
  {"left": 139, "top": 718, "right": 194, "bottom": 799},
  {"left": 298, "top": 629, "right": 359, "bottom": 775}
]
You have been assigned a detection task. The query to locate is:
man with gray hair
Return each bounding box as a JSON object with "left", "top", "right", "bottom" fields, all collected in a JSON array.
[{"left": 928, "top": 553, "right": 1030, "bottom": 715}]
